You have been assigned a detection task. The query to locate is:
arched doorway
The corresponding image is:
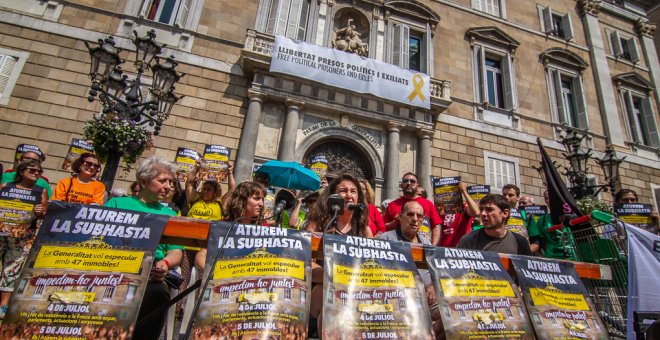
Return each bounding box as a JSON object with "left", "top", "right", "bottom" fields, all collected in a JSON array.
[{"left": 303, "top": 139, "right": 373, "bottom": 181}]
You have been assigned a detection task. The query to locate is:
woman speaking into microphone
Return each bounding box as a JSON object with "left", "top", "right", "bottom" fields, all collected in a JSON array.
[{"left": 305, "top": 173, "right": 372, "bottom": 237}]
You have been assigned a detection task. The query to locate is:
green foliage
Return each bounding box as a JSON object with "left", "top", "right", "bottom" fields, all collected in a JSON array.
[{"left": 83, "top": 114, "right": 153, "bottom": 171}]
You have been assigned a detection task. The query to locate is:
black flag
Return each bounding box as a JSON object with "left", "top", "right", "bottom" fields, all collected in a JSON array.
[{"left": 537, "top": 138, "right": 585, "bottom": 228}]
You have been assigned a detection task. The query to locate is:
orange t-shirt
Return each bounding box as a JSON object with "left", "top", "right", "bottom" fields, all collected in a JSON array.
[{"left": 52, "top": 177, "right": 106, "bottom": 205}]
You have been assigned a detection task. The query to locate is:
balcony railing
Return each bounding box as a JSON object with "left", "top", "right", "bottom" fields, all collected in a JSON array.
[{"left": 242, "top": 29, "right": 451, "bottom": 103}]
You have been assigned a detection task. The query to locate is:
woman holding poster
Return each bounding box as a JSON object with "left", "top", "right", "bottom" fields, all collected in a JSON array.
[
  {"left": 194, "top": 181, "right": 265, "bottom": 270},
  {"left": 185, "top": 162, "right": 235, "bottom": 220},
  {"left": 0, "top": 160, "right": 48, "bottom": 318},
  {"left": 51, "top": 152, "right": 106, "bottom": 205}
]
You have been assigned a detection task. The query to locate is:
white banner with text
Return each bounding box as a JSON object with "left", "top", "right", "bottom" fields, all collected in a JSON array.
[{"left": 270, "top": 36, "right": 431, "bottom": 109}]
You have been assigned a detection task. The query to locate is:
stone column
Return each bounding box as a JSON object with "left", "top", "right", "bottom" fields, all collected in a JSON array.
[
  {"left": 235, "top": 90, "right": 265, "bottom": 183},
  {"left": 578, "top": 0, "right": 625, "bottom": 146},
  {"left": 278, "top": 99, "right": 304, "bottom": 162},
  {"left": 417, "top": 129, "right": 433, "bottom": 194},
  {"left": 383, "top": 123, "right": 402, "bottom": 200},
  {"left": 635, "top": 19, "right": 660, "bottom": 105}
]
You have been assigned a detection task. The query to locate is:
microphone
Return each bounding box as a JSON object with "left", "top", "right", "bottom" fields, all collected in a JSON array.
[
  {"left": 347, "top": 203, "right": 365, "bottom": 211},
  {"left": 273, "top": 200, "right": 287, "bottom": 217},
  {"left": 183, "top": 215, "right": 259, "bottom": 339},
  {"left": 323, "top": 194, "right": 344, "bottom": 234},
  {"left": 327, "top": 194, "right": 344, "bottom": 215}
]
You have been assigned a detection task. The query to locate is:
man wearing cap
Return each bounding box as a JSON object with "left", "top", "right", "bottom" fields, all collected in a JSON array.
[
  {"left": 1, "top": 150, "right": 52, "bottom": 197},
  {"left": 383, "top": 172, "right": 441, "bottom": 245}
]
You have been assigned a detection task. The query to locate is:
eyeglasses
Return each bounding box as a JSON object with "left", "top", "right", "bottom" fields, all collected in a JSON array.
[
  {"left": 402, "top": 178, "right": 417, "bottom": 184},
  {"left": 83, "top": 161, "right": 101, "bottom": 169},
  {"left": 25, "top": 168, "right": 43, "bottom": 175}
]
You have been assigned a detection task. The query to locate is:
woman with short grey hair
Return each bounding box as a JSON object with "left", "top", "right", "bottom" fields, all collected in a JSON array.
[{"left": 105, "top": 156, "right": 182, "bottom": 340}]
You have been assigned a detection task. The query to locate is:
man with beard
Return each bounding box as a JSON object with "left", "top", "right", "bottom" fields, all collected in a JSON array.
[
  {"left": 457, "top": 194, "right": 531, "bottom": 255},
  {"left": 383, "top": 172, "right": 441, "bottom": 245}
]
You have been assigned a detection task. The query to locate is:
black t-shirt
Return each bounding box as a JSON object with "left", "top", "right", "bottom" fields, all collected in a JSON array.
[{"left": 457, "top": 228, "right": 532, "bottom": 256}]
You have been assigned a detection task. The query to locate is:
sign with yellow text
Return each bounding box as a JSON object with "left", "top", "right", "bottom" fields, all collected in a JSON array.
[
  {"left": 0, "top": 202, "right": 168, "bottom": 339},
  {"left": 193, "top": 222, "right": 312, "bottom": 340},
  {"left": 427, "top": 247, "right": 533, "bottom": 339},
  {"left": 512, "top": 257, "right": 609, "bottom": 340},
  {"left": 323, "top": 234, "right": 433, "bottom": 339}
]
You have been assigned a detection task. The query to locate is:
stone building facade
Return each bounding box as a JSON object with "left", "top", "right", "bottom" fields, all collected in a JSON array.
[{"left": 0, "top": 0, "right": 658, "bottom": 207}]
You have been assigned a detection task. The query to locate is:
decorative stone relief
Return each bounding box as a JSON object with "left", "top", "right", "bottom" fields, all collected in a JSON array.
[{"left": 576, "top": 0, "right": 601, "bottom": 17}]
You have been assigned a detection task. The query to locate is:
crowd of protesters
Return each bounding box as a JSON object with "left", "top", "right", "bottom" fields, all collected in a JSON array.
[{"left": 1, "top": 143, "right": 659, "bottom": 339}]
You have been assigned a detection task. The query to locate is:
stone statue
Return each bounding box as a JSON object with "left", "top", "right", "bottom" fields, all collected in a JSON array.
[{"left": 332, "top": 18, "right": 369, "bottom": 56}]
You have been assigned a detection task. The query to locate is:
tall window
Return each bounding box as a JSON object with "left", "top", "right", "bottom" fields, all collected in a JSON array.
[
  {"left": 391, "top": 23, "right": 428, "bottom": 72},
  {"left": 540, "top": 7, "right": 574, "bottom": 40},
  {"left": 264, "top": 0, "right": 310, "bottom": 40},
  {"left": 610, "top": 31, "right": 640, "bottom": 63},
  {"left": 485, "top": 57, "right": 504, "bottom": 108},
  {"left": 473, "top": 46, "right": 515, "bottom": 110},
  {"left": 142, "top": 0, "right": 191, "bottom": 26},
  {"left": 548, "top": 70, "right": 588, "bottom": 129},
  {"left": 485, "top": 152, "right": 519, "bottom": 192},
  {"left": 620, "top": 89, "right": 659, "bottom": 147}
]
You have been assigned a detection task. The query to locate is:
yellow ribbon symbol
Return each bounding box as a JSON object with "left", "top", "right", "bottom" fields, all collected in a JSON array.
[{"left": 407, "top": 74, "right": 426, "bottom": 102}]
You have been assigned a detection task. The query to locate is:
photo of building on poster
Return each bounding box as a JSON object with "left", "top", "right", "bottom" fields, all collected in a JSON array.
[
  {"left": 201, "top": 144, "right": 231, "bottom": 182},
  {"left": 0, "top": 202, "right": 167, "bottom": 339},
  {"left": 322, "top": 234, "right": 433, "bottom": 340},
  {"left": 174, "top": 147, "right": 200, "bottom": 184},
  {"left": 426, "top": 247, "right": 533, "bottom": 339},
  {"left": 193, "top": 222, "right": 312, "bottom": 340},
  {"left": 506, "top": 208, "right": 529, "bottom": 239},
  {"left": 511, "top": 257, "right": 609, "bottom": 340},
  {"left": 432, "top": 176, "right": 461, "bottom": 212},
  {"left": 62, "top": 138, "right": 95, "bottom": 172}
]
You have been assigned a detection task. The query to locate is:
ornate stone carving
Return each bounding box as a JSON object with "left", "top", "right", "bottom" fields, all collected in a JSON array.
[
  {"left": 332, "top": 18, "right": 369, "bottom": 56},
  {"left": 635, "top": 18, "right": 656, "bottom": 38},
  {"left": 576, "top": 0, "right": 601, "bottom": 17},
  {"left": 305, "top": 142, "right": 370, "bottom": 180}
]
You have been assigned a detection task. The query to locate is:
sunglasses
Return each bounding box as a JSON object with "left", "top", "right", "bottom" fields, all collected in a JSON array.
[
  {"left": 21, "top": 157, "right": 41, "bottom": 162},
  {"left": 26, "top": 168, "right": 43, "bottom": 175},
  {"left": 83, "top": 161, "right": 101, "bottom": 169},
  {"left": 402, "top": 178, "right": 417, "bottom": 184}
]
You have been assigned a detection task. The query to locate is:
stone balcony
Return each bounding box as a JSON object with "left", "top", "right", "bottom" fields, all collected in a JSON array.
[{"left": 240, "top": 29, "right": 452, "bottom": 113}]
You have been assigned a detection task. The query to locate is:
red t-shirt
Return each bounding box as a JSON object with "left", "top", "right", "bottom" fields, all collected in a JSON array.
[
  {"left": 383, "top": 196, "right": 441, "bottom": 231},
  {"left": 439, "top": 208, "right": 474, "bottom": 248},
  {"left": 367, "top": 203, "right": 386, "bottom": 235}
]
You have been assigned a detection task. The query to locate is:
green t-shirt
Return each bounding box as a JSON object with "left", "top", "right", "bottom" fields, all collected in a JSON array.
[
  {"left": 281, "top": 209, "right": 306, "bottom": 229},
  {"left": 105, "top": 196, "right": 183, "bottom": 261},
  {"left": 2, "top": 171, "right": 53, "bottom": 197}
]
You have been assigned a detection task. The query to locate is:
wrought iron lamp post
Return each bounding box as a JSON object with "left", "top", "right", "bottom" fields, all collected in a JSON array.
[
  {"left": 559, "top": 128, "right": 625, "bottom": 199},
  {"left": 85, "top": 30, "right": 184, "bottom": 190}
]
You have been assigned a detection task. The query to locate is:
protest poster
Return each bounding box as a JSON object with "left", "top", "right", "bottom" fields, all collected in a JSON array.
[
  {"left": 505, "top": 208, "right": 529, "bottom": 238},
  {"left": 511, "top": 257, "right": 609, "bottom": 340},
  {"left": 426, "top": 247, "right": 533, "bottom": 339},
  {"left": 192, "top": 222, "right": 312, "bottom": 339},
  {"left": 0, "top": 184, "right": 40, "bottom": 237},
  {"left": 524, "top": 205, "right": 548, "bottom": 224},
  {"left": 467, "top": 185, "right": 490, "bottom": 204},
  {"left": 322, "top": 234, "right": 433, "bottom": 339},
  {"left": 0, "top": 201, "right": 168, "bottom": 339},
  {"left": 174, "top": 147, "right": 200, "bottom": 184},
  {"left": 13, "top": 143, "right": 44, "bottom": 168},
  {"left": 264, "top": 187, "right": 276, "bottom": 220},
  {"left": 614, "top": 203, "right": 655, "bottom": 233},
  {"left": 433, "top": 176, "right": 461, "bottom": 212},
  {"left": 308, "top": 155, "right": 328, "bottom": 178},
  {"left": 62, "top": 138, "right": 95, "bottom": 172},
  {"left": 202, "top": 144, "right": 231, "bottom": 182}
]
